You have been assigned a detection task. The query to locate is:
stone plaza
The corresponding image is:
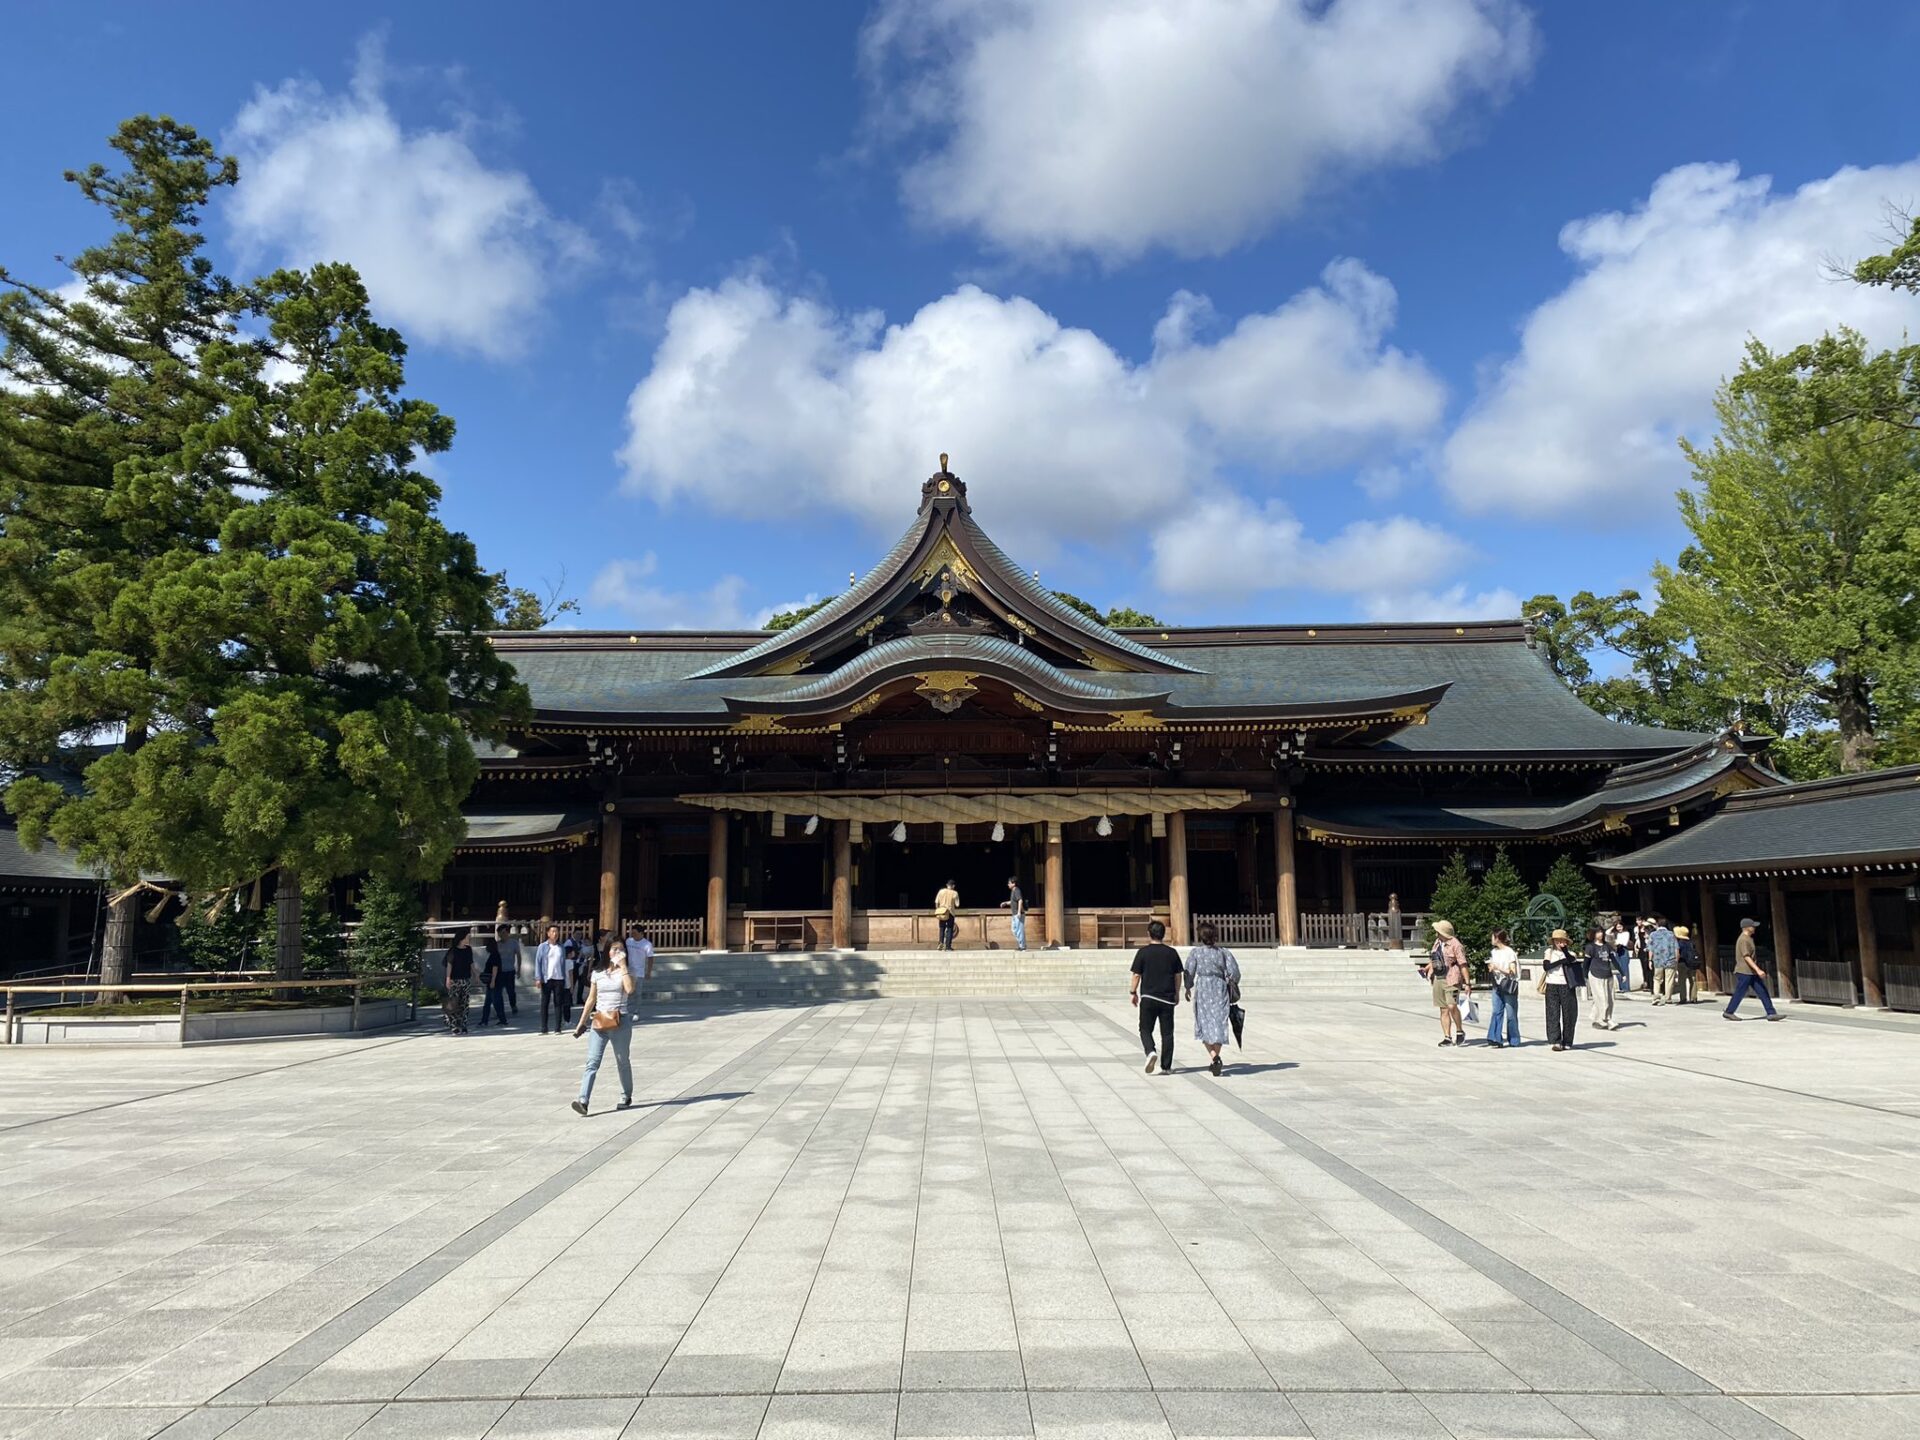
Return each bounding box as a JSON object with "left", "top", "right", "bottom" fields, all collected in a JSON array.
[{"left": 3, "top": 989, "right": 1920, "bottom": 1440}]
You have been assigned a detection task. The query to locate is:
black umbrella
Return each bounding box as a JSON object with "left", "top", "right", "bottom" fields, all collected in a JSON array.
[{"left": 1228, "top": 1002, "right": 1245, "bottom": 1049}]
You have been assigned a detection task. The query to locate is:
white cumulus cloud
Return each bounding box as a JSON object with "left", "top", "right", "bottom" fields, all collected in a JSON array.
[
  {"left": 588, "top": 556, "right": 771, "bottom": 631},
  {"left": 225, "top": 40, "right": 590, "bottom": 360},
  {"left": 1148, "top": 497, "right": 1501, "bottom": 620},
  {"left": 862, "top": 0, "right": 1535, "bottom": 260},
  {"left": 1441, "top": 158, "right": 1920, "bottom": 517},
  {"left": 617, "top": 260, "right": 1444, "bottom": 563}
]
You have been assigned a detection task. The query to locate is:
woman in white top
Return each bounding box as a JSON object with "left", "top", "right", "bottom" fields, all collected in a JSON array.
[
  {"left": 571, "top": 943, "right": 636, "bottom": 1115},
  {"left": 1484, "top": 929, "right": 1521, "bottom": 1049},
  {"left": 1541, "top": 927, "right": 1582, "bottom": 1052}
]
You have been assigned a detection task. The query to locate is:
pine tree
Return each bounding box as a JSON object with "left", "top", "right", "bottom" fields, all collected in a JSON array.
[
  {"left": 1427, "top": 850, "right": 1481, "bottom": 957},
  {"left": 1536, "top": 853, "right": 1599, "bottom": 939},
  {"left": 351, "top": 873, "right": 423, "bottom": 977},
  {"left": 4, "top": 122, "right": 529, "bottom": 983},
  {"left": 1476, "top": 849, "right": 1532, "bottom": 964},
  {"left": 0, "top": 117, "right": 243, "bottom": 993}
]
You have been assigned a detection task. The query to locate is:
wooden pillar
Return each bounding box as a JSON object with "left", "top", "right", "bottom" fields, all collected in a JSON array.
[
  {"left": 1235, "top": 820, "right": 1257, "bottom": 911},
  {"left": 1044, "top": 822, "right": 1066, "bottom": 950},
  {"left": 1855, "top": 875, "right": 1883, "bottom": 1007},
  {"left": 1698, "top": 879, "right": 1720, "bottom": 993},
  {"left": 1274, "top": 799, "right": 1299, "bottom": 947},
  {"left": 831, "top": 820, "right": 853, "bottom": 950},
  {"left": 705, "top": 812, "right": 729, "bottom": 951},
  {"left": 634, "top": 822, "right": 659, "bottom": 916},
  {"left": 1167, "top": 811, "right": 1190, "bottom": 945},
  {"left": 53, "top": 894, "right": 72, "bottom": 971},
  {"left": 598, "top": 811, "right": 623, "bottom": 933},
  {"left": 539, "top": 854, "right": 556, "bottom": 919},
  {"left": 1340, "top": 848, "right": 1357, "bottom": 914},
  {"left": 1769, "top": 877, "right": 1795, "bottom": 1000}
]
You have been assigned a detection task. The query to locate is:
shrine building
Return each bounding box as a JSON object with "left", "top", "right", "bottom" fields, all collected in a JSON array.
[{"left": 446, "top": 461, "right": 1793, "bottom": 959}]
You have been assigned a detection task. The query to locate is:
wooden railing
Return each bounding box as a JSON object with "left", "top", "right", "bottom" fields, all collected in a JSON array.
[
  {"left": 1297, "top": 910, "right": 1434, "bottom": 950},
  {"left": 1194, "top": 913, "right": 1276, "bottom": 946},
  {"left": 2, "top": 973, "right": 418, "bottom": 1044},
  {"left": 1300, "top": 912, "right": 1366, "bottom": 947},
  {"left": 643, "top": 918, "right": 704, "bottom": 952},
  {"left": 413, "top": 917, "right": 704, "bottom": 951}
]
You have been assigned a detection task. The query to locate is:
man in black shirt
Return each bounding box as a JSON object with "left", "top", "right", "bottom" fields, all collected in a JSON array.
[{"left": 1130, "top": 921, "right": 1183, "bottom": 1074}]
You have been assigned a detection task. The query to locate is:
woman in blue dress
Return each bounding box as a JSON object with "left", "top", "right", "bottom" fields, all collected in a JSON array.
[{"left": 1183, "top": 921, "right": 1242, "bottom": 1076}]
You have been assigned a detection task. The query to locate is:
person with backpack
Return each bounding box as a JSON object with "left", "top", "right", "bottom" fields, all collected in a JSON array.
[
  {"left": 1183, "top": 921, "right": 1242, "bottom": 1076},
  {"left": 1541, "top": 928, "right": 1582, "bottom": 1051},
  {"left": 1485, "top": 929, "right": 1521, "bottom": 1049},
  {"left": 1423, "top": 920, "right": 1470, "bottom": 1047},
  {"left": 1672, "top": 925, "right": 1699, "bottom": 1003}
]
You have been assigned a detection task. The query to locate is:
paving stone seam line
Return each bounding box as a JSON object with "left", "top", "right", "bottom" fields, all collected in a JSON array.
[
  {"left": 0, "top": 1030, "right": 433, "bottom": 1135},
  {"left": 500, "top": 1004, "right": 881, "bottom": 1405},
  {"left": 997, "top": 1001, "right": 1281, "bottom": 1395},
  {"left": 1361, "top": 1000, "right": 1920, "bottom": 1123},
  {"left": 738, "top": 1001, "right": 920, "bottom": 1404},
  {"left": 957, "top": 1002, "right": 1038, "bottom": 1432},
  {"left": 645, "top": 1003, "right": 906, "bottom": 1400},
  {"left": 380, "top": 1005, "right": 877, "bottom": 1412},
  {"left": 209, "top": 1005, "right": 829, "bottom": 1405},
  {"left": 1079, "top": 1000, "right": 1720, "bottom": 1400}
]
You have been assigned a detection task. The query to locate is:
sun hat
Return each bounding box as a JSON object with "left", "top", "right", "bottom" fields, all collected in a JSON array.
[
  {"left": 1431, "top": 919, "right": 1455, "bottom": 938},
  {"left": 1550, "top": 928, "right": 1570, "bottom": 943},
  {"left": 1672, "top": 925, "right": 1690, "bottom": 939}
]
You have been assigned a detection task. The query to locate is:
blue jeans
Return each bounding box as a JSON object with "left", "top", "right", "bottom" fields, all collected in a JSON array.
[
  {"left": 578, "top": 1020, "right": 633, "bottom": 1104},
  {"left": 1010, "top": 914, "right": 1026, "bottom": 950},
  {"left": 1725, "top": 972, "right": 1776, "bottom": 1017},
  {"left": 1614, "top": 949, "right": 1632, "bottom": 990},
  {"left": 1487, "top": 987, "right": 1520, "bottom": 1045},
  {"left": 480, "top": 984, "right": 507, "bottom": 1025}
]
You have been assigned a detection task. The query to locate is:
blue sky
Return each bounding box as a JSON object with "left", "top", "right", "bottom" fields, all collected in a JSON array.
[{"left": 6, "top": 1, "right": 1918, "bottom": 629}]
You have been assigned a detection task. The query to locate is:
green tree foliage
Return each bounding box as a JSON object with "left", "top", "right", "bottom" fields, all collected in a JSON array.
[
  {"left": 2, "top": 120, "right": 528, "bottom": 984},
  {"left": 300, "top": 882, "right": 344, "bottom": 975},
  {"left": 1854, "top": 209, "right": 1920, "bottom": 299},
  {"left": 1523, "top": 592, "right": 1732, "bottom": 734},
  {"left": 350, "top": 873, "right": 423, "bottom": 977},
  {"left": 1535, "top": 853, "right": 1598, "bottom": 939},
  {"left": 1663, "top": 332, "right": 1920, "bottom": 773},
  {"left": 489, "top": 575, "right": 580, "bottom": 631},
  {"left": 765, "top": 596, "right": 835, "bottom": 631},
  {"left": 1050, "top": 591, "right": 1165, "bottom": 627},
  {"left": 0, "top": 118, "right": 242, "bottom": 989},
  {"left": 1426, "top": 850, "right": 1481, "bottom": 958},
  {"left": 1476, "top": 849, "right": 1532, "bottom": 955},
  {"left": 176, "top": 898, "right": 267, "bottom": 973}
]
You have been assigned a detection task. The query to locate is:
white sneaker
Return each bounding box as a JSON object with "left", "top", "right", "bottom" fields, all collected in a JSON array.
[{"left": 1144, "top": 1054, "right": 1158, "bottom": 1074}]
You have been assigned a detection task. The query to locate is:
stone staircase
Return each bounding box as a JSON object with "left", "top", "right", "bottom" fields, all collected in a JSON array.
[{"left": 637, "top": 947, "right": 1421, "bottom": 1006}]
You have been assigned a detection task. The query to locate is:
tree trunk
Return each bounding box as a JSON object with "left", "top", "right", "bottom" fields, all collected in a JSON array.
[
  {"left": 99, "top": 890, "right": 137, "bottom": 1004},
  {"left": 1834, "top": 673, "right": 1877, "bottom": 773},
  {"left": 275, "top": 868, "right": 303, "bottom": 980}
]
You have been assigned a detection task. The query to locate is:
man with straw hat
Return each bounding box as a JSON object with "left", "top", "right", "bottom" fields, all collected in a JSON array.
[{"left": 1422, "top": 920, "right": 1470, "bottom": 1047}]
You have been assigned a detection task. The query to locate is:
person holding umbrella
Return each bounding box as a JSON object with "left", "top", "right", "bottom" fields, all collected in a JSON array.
[{"left": 1184, "top": 921, "right": 1243, "bottom": 1077}]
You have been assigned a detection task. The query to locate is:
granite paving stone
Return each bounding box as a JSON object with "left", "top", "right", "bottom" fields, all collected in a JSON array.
[{"left": 5, "top": 995, "right": 1920, "bottom": 1438}]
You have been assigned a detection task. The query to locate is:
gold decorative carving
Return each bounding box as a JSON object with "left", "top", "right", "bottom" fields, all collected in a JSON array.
[
  {"left": 917, "top": 537, "right": 975, "bottom": 587},
  {"left": 1081, "top": 650, "right": 1131, "bottom": 673},
  {"left": 1103, "top": 710, "right": 1167, "bottom": 730},
  {"left": 1011, "top": 691, "right": 1045, "bottom": 712},
  {"left": 854, "top": 615, "right": 886, "bottom": 637},
  {"left": 1006, "top": 613, "right": 1036, "bottom": 635},
  {"left": 845, "top": 692, "right": 886, "bottom": 717},
  {"left": 729, "top": 714, "right": 786, "bottom": 733},
  {"left": 913, "top": 669, "right": 978, "bottom": 715}
]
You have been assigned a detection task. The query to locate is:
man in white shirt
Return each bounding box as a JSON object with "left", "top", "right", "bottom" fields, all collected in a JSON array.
[
  {"left": 622, "top": 923, "right": 656, "bottom": 1018},
  {"left": 533, "top": 925, "right": 572, "bottom": 1034}
]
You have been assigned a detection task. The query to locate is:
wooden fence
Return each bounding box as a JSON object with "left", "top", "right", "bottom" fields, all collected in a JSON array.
[{"left": 1193, "top": 913, "right": 1277, "bottom": 946}]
